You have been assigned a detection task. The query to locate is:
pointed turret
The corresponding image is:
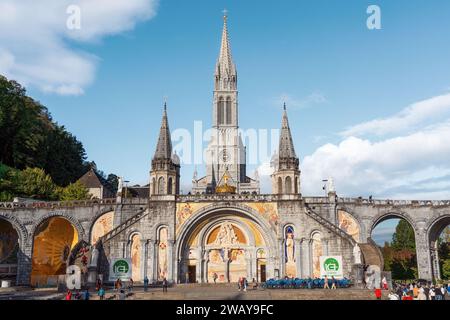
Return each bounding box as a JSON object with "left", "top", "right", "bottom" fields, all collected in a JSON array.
[
  {"left": 150, "top": 103, "right": 180, "bottom": 196},
  {"left": 271, "top": 103, "right": 301, "bottom": 195},
  {"left": 278, "top": 103, "right": 297, "bottom": 160},
  {"left": 153, "top": 102, "right": 172, "bottom": 160}
]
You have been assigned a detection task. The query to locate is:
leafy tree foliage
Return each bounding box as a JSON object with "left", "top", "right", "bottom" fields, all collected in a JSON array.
[
  {"left": 58, "top": 181, "right": 90, "bottom": 201},
  {"left": 0, "top": 75, "right": 87, "bottom": 186},
  {"left": 391, "top": 219, "right": 416, "bottom": 251},
  {"left": 380, "top": 219, "right": 418, "bottom": 280}
]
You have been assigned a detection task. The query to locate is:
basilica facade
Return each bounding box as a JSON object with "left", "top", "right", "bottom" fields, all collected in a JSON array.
[
  {"left": 2, "top": 15, "right": 449, "bottom": 288},
  {"left": 99, "top": 14, "right": 357, "bottom": 284}
]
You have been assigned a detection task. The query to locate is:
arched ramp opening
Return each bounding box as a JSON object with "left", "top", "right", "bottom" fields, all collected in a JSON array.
[
  {"left": 31, "top": 217, "right": 79, "bottom": 287},
  {"left": 428, "top": 216, "right": 450, "bottom": 281},
  {"left": 371, "top": 215, "right": 418, "bottom": 280},
  {"left": 0, "top": 218, "right": 20, "bottom": 281}
]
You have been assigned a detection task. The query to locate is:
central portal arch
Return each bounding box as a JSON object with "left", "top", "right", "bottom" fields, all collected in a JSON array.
[{"left": 176, "top": 205, "right": 277, "bottom": 284}]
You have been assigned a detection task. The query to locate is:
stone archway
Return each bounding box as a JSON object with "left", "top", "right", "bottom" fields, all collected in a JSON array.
[
  {"left": 427, "top": 215, "right": 450, "bottom": 280},
  {"left": 370, "top": 213, "right": 418, "bottom": 280},
  {"left": 176, "top": 205, "right": 277, "bottom": 284},
  {"left": 0, "top": 217, "right": 21, "bottom": 280},
  {"left": 30, "top": 216, "right": 80, "bottom": 287}
]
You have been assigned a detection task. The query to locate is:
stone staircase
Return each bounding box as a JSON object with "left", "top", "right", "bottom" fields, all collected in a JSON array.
[
  {"left": 304, "top": 205, "right": 356, "bottom": 246},
  {"left": 100, "top": 208, "right": 149, "bottom": 244},
  {"left": 359, "top": 240, "right": 384, "bottom": 269}
]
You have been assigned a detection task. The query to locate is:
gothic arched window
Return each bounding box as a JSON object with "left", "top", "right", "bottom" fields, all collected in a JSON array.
[
  {"left": 168, "top": 177, "right": 173, "bottom": 195},
  {"left": 277, "top": 177, "right": 283, "bottom": 194},
  {"left": 158, "top": 177, "right": 165, "bottom": 195},
  {"left": 226, "top": 97, "right": 232, "bottom": 125},
  {"left": 285, "top": 176, "right": 292, "bottom": 194},
  {"left": 218, "top": 97, "right": 225, "bottom": 125}
]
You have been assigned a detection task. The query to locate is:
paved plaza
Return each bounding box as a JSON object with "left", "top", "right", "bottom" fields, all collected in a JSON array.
[{"left": 0, "top": 284, "right": 389, "bottom": 300}]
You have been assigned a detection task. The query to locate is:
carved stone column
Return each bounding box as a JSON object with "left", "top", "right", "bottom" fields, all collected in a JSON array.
[
  {"left": 279, "top": 238, "right": 285, "bottom": 277},
  {"left": 415, "top": 226, "right": 433, "bottom": 280},
  {"left": 140, "top": 239, "right": 147, "bottom": 282},
  {"left": 245, "top": 249, "right": 252, "bottom": 280},
  {"left": 167, "top": 240, "right": 175, "bottom": 282},
  {"left": 147, "top": 240, "right": 156, "bottom": 283},
  {"left": 294, "top": 239, "right": 301, "bottom": 277}
]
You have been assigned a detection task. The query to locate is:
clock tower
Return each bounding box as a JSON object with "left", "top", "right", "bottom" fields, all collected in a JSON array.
[{"left": 192, "top": 12, "right": 259, "bottom": 194}]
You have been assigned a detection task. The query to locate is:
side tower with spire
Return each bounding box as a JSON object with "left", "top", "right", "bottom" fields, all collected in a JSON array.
[
  {"left": 150, "top": 103, "right": 180, "bottom": 196},
  {"left": 271, "top": 104, "right": 301, "bottom": 195}
]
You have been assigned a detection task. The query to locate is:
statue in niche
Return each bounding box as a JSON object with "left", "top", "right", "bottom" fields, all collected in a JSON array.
[
  {"left": 285, "top": 228, "right": 295, "bottom": 263},
  {"left": 353, "top": 243, "right": 362, "bottom": 265}
]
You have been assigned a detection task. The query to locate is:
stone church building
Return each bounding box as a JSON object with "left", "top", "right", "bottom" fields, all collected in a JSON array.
[{"left": 0, "top": 14, "right": 449, "bottom": 287}]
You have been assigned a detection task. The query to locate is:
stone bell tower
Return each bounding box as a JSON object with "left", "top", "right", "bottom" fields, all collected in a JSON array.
[
  {"left": 271, "top": 104, "right": 301, "bottom": 195},
  {"left": 150, "top": 103, "right": 180, "bottom": 196}
]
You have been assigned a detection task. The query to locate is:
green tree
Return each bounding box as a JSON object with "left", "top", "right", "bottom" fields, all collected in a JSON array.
[
  {"left": 59, "top": 181, "right": 91, "bottom": 201},
  {"left": 0, "top": 75, "right": 88, "bottom": 186},
  {"left": 106, "top": 174, "right": 119, "bottom": 194},
  {"left": 42, "top": 125, "right": 87, "bottom": 186},
  {"left": 15, "top": 167, "right": 58, "bottom": 200},
  {"left": 391, "top": 220, "right": 416, "bottom": 251},
  {"left": 442, "top": 259, "right": 450, "bottom": 279}
]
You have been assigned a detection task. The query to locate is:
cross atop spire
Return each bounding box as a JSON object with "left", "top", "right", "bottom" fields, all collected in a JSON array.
[{"left": 153, "top": 102, "right": 172, "bottom": 160}]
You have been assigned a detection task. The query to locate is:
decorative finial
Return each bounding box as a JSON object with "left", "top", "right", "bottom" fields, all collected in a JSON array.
[
  {"left": 223, "top": 8, "right": 228, "bottom": 21},
  {"left": 163, "top": 95, "right": 168, "bottom": 111}
]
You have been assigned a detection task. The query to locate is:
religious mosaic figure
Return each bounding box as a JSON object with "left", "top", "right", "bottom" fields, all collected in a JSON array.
[
  {"left": 338, "top": 210, "right": 361, "bottom": 242},
  {"left": 312, "top": 233, "right": 322, "bottom": 278},
  {"left": 214, "top": 223, "right": 238, "bottom": 246},
  {"left": 158, "top": 228, "right": 168, "bottom": 280}
]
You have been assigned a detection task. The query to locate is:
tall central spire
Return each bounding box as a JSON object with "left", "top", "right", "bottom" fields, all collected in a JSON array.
[{"left": 218, "top": 10, "right": 234, "bottom": 76}]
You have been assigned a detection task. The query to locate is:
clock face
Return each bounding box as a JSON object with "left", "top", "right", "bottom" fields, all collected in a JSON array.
[{"left": 221, "top": 149, "right": 229, "bottom": 163}]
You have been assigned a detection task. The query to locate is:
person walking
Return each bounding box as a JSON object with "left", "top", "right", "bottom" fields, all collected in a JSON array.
[
  {"left": 418, "top": 286, "right": 427, "bottom": 300},
  {"left": 65, "top": 290, "right": 72, "bottom": 300},
  {"left": 243, "top": 278, "right": 248, "bottom": 292},
  {"left": 331, "top": 276, "right": 337, "bottom": 290},
  {"left": 143, "top": 276, "right": 149, "bottom": 292},
  {"left": 128, "top": 278, "right": 134, "bottom": 293},
  {"left": 238, "top": 277, "right": 242, "bottom": 291},
  {"left": 98, "top": 287, "right": 105, "bottom": 300},
  {"left": 323, "top": 276, "right": 330, "bottom": 289},
  {"left": 374, "top": 288, "right": 382, "bottom": 300},
  {"left": 118, "top": 289, "right": 126, "bottom": 300},
  {"left": 381, "top": 276, "right": 388, "bottom": 290},
  {"left": 213, "top": 273, "right": 218, "bottom": 284},
  {"left": 162, "top": 277, "right": 168, "bottom": 293},
  {"left": 430, "top": 286, "right": 436, "bottom": 300}
]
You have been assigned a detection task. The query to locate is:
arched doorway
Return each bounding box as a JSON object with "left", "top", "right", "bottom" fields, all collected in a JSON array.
[
  {"left": 428, "top": 216, "right": 450, "bottom": 280},
  {"left": 31, "top": 217, "right": 79, "bottom": 286},
  {"left": 0, "top": 218, "right": 20, "bottom": 280},
  {"left": 371, "top": 215, "right": 418, "bottom": 280},
  {"left": 177, "top": 209, "right": 273, "bottom": 284}
]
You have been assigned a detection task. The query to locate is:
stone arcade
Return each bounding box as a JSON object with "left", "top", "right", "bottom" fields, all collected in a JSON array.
[{"left": 0, "top": 14, "right": 449, "bottom": 287}]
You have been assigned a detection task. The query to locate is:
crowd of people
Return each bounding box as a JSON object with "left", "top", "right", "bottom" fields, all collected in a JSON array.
[{"left": 386, "top": 281, "right": 450, "bottom": 300}]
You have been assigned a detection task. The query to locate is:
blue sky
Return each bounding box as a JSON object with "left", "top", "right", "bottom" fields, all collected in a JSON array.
[{"left": 1, "top": 1, "right": 450, "bottom": 241}]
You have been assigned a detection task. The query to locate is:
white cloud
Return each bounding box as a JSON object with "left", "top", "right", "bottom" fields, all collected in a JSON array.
[
  {"left": 277, "top": 92, "right": 327, "bottom": 110},
  {"left": 0, "top": 0, "right": 158, "bottom": 95},
  {"left": 301, "top": 117, "right": 450, "bottom": 199},
  {"left": 341, "top": 93, "right": 450, "bottom": 137}
]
